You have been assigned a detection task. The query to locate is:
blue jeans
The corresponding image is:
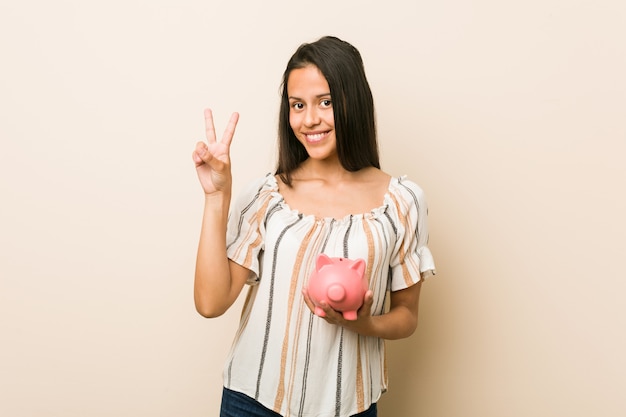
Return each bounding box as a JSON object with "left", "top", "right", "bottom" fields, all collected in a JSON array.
[{"left": 220, "top": 387, "right": 378, "bottom": 417}]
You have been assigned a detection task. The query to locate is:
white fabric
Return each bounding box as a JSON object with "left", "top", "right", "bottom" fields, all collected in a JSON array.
[{"left": 224, "top": 173, "right": 435, "bottom": 416}]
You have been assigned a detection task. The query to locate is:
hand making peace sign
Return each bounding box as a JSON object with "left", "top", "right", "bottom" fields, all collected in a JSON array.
[{"left": 192, "top": 109, "right": 240, "bottom": 195}]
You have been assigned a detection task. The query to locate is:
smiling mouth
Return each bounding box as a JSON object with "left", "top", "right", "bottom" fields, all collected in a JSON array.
[{"left": 304, "top": 132, "right": 329, "bottom": 143}]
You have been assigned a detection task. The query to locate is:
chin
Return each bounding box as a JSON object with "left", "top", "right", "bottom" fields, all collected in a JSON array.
[{"left": 307, "top": 150, "right": 338, "bottom": 161}]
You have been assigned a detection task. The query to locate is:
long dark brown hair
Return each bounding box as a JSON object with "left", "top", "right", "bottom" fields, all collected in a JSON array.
[{"left": 275, "top": 36, "right": 379, "bottom": 186}]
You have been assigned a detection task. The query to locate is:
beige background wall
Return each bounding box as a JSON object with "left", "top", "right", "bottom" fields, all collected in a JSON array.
[{"left": 1, "top": 1, "right": 624, "bottom": 416}]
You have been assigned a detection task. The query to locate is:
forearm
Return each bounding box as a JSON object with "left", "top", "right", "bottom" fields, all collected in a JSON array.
[
  {"left": 341, "top": 283, "right": 422, "bottom": 339},
  {"left": 348, "top": 306, "right": 418, "bottom": 340},
  {"left": 194, "top": 192, "right": 235, "bottom": 317}
]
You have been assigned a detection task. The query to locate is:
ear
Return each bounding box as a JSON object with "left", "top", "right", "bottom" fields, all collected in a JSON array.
[
  {"left": 316, "top": 253, "right": 333, "bottom": 271},
  {"left": 350, "top": 258, "right": 366, "bottom": 277}
]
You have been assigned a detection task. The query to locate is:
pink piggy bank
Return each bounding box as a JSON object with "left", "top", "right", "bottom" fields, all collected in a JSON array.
[{"left": 308, "top": 253, "right": 368, "bottom": 321}]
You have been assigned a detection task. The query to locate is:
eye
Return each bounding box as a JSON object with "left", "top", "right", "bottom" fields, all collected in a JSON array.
[
  {"left": 291, "top": 102, "right": 304, "bottom": 110},
  {"left": 320, "top": 99, "right": 332, "bottom": 108}
]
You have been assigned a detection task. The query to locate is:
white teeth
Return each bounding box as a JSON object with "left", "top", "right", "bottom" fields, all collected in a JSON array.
[{"left": 306, "top": 133, "right": 325, "bottom": 141}]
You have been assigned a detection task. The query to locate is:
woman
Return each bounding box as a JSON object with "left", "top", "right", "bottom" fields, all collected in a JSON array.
[{"left": 192, "top": 36, "right": 436, "bottom": 417}]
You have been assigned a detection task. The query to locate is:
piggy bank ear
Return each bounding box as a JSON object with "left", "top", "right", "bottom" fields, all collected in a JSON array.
[
  {"left": 350, "top": 259, "right": 366, "bottom": 277},
  {"left": 316, "top": 253, "right": 333, "bottom": 271}
]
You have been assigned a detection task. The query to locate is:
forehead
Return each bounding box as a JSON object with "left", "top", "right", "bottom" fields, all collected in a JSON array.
[{"left": 287, "top": 65, "right": 330, "bottom": 97}]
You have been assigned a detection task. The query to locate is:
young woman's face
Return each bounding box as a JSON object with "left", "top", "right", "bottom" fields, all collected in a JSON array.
[{"left": 287, "top": 65, "right": 337, "bottom": 162}]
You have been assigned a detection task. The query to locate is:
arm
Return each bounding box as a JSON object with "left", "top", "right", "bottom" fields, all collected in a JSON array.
[
  {"left": 192, "top": 109, "right": 250, "bottom": 318},
  {"left": 303, "top": 281, "right": 422, "bottom": 340},
  {"left": 193, "top": 193, "right": 251, "bottom": 318}
]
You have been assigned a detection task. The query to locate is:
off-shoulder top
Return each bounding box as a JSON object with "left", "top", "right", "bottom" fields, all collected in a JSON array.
[{"left": 224, "top": 173, "right": 435, "bottom": 416}]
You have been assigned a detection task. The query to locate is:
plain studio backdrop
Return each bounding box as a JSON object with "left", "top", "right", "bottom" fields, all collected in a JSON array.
[{"left": 1, "top": 1, "right": 625, "bottom": 416}]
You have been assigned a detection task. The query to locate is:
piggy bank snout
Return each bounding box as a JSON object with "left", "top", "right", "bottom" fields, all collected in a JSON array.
[{"left": 327, "top": 284, "right": 346, "bottom": 302}]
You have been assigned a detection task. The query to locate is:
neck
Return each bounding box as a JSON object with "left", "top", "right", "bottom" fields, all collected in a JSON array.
[{"left": 296, "top": 158, "right": 352, "bottom": 181}]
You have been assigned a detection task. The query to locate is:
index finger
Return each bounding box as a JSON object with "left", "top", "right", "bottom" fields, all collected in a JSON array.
[{"left": 220, "top": 112, "right": 240, "bottom": 147}]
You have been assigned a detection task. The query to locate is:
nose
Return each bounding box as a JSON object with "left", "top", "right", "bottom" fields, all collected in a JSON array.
[
  {"left": 304, "top": 107, "right": 320, "bottom": 127},
  {"left": 327, "top": 284, "right": 346, "bottom": 302}
]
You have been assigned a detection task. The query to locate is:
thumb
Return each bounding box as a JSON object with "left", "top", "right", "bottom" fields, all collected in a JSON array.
[
  {"left": 361, "top": 290, "right": 374, "bottom": 313},
  {"left": 194, "top": 142, "right": 228, "bottom": 172},
  {"left": 192, "top": 142, "right": 209, "bottom": 165}
]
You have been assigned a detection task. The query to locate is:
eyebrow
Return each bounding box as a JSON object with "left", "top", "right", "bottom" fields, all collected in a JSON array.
[{"left": 288, "top": 93, "right": 331, "bottom": 101}]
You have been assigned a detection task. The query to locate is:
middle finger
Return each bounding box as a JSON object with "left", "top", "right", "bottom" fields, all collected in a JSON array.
[{"left": 204, "top": 108, "right": 217, "bottom": 144}]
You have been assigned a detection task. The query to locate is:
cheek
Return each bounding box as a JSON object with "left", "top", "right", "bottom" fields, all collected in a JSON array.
[
  {"left": 323, "top": 109, "right": 335, "bottom": 127},
  {"left": 289, "top": 112, "right": 300, "bottom": 131}
]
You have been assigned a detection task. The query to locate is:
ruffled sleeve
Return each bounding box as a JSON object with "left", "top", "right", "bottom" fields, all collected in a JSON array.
[
  {"left": 226, "top": 175, "right": 272, "bottom": 283},
  {"left": 388, "top": 177, "right": 436, "bottom": 291}
]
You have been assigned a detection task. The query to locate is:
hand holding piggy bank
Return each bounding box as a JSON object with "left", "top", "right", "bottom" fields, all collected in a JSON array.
[{"left": 308, "top": 254, "right": 368, "bottom": 321}]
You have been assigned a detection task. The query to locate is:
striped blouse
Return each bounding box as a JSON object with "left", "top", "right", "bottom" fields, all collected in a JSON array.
[{"left": 224, "top": 173, "right": 436, "bottom": 417}]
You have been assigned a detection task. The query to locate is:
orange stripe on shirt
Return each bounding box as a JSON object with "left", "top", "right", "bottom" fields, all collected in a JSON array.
[{"left": 274, "top": 222, "right": 320, "bottom": 412}]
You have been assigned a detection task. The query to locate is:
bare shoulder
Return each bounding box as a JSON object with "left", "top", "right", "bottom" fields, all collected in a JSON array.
[
  {"left": 341, "top": 168, "right": 392, "bottom": 212},
  {"left": 354, "top": 167, "right": 392, "bottom": 190},
  {"left": 363, "top": 167, "right": 392, "bottom": 182}
]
